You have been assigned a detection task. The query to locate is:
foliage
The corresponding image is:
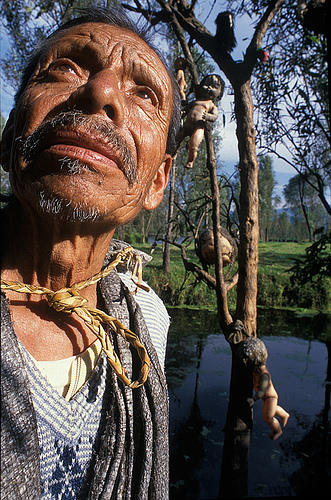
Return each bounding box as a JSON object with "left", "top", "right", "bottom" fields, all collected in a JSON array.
[
  {"left": 0, "top": 113, "right": 11, "bottom": 202},
  {"left": 0, "top": 166, "right": 11, "bottom": 198},
  {"left": 2, "top": 0, "right": 328, "bottom": 307},
  {"left": 257, "top": 155, "right": 278, "bottom": 241},
  {"left": 257, "top": 271, "right": 288, "bottom": 308},
  {"left": 138, "top": 243, "right": 220, "bottom": 309},
  {"left": 228, "top": 155, "right": 280, "bottom": 242},
  {"left": 288, "top": 232, "right": 331, "bottom": 285},
  {"left": 136, "top": 241, "right": 330, "bottom": 313},
  {"left": 256, "top": 238, "right": 331, "bottom": 311},
  {"left": 251, "top": 0, "right": 330, "bottom": 216},
  {"left": 269, "top": 210, "right": 291, "bottom": 241},
  {"left": 123, "top": 231, "right": 144, "bottom": 245},
  {"left": 283, "top": 277, "right": 329, "bottom": 310},
  {"left": 283, "top": 173, "right": 328, "bottom": 241}
]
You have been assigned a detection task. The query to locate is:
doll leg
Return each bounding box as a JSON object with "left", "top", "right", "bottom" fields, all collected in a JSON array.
[
  {"left": 268, "top": 418, "right": 283, "bottom": 440},
  {"left": 275, "top": 405, "right": 290, "bottom": 427},
  {"left": 263, "top": 399, "right": 290, "bottom": 440},
  {"left": 186, "top": 128, "right": 204, "bottom": 168}
]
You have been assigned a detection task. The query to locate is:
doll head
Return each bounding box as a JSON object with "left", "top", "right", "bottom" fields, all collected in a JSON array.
[
  {"left": 236, "top": 337, "right": 268, "bottom": 369},
  {"left": 174, "top": 57, "right": 187, "bottom": 71},
  {"left": 196, "top": 74, "right": 225, "bottom": 101}
]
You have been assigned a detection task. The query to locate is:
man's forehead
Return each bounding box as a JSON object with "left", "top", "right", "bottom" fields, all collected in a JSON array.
[{"left": 46, "top": 22, "right": 164, "bottom": 68}]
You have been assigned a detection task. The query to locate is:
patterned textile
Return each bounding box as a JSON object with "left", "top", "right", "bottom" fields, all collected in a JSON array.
[
  {"left": 30, "top": 270, "right": 169, "bottom": 403},
  {"left": 1, "top": 241, "right": 170, "bottom": 499},
  {"left": 21, "top": 344, "right": 108, "bottom": 499},
  {"left": 118, "top": 271, "right": 170, "bottom": 369}
]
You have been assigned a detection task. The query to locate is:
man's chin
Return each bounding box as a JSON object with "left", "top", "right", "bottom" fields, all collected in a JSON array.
[
  {"left": 17, "top": 183, "right": 104, "bottom": 223},
  {"left": 39, "top": 190, "right": 103, "bottom": 223},
  {"left": 41, "top": 190, "right": 102, "bottom": 222}
]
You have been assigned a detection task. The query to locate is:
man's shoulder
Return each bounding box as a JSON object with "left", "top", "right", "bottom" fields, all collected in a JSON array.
[
  {"left": 107, "top": 241, "right": 170, "bottom": 369},
  {"left": 104, "top": 239, "right": 152, "bottom": 270},
  {"left": 118, "top": 269, "right": 170, "bottom": 370}
]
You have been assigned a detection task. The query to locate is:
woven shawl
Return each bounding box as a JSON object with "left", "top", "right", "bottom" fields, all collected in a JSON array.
[{"left": 1, "top": 243, "right": 169, "bottom": 499}]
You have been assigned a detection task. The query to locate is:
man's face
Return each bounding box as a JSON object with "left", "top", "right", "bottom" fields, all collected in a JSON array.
[{"left": 6, "top": 23, "right": 173, "bottom": 225}]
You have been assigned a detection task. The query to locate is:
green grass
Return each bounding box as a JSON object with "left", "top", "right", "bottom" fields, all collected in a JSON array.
[
  {"left": 133, "top": 241, "right": 330, "bottom": 314},
  {"left": 258, "top": 242, "right": 309, "bottom": 271},
  {"left": 136, "top": 241, "right": 311, "bottom": 274}
]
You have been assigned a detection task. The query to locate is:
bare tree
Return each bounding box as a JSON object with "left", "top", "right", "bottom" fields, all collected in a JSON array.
[
  {"left": 124, "top": 0, "right": 286, "bottom": 335},
  {"left": 122, "top": 1, "right": 286, "bottom": 496}
]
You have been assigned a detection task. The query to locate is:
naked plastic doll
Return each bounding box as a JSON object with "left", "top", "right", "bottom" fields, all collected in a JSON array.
[
  {"left": 174, "top": 57, "right": 188, "bottom": 102},
  {"left": 236, "top": 337, "right": 290, "bottom": 440},
  {"left": 196, "top": 227, "right": 236, "bottom": 270},
  {"left": 253, "top": 364, "right": 290, "bottom": 440},
  {"left": 176, "top": 74, "right": 224, "bottom": 169}
]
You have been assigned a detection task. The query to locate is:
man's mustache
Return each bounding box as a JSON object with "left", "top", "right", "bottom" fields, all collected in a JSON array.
[{"left": 16, "top": 111, "right": 138, "bottom": 184}]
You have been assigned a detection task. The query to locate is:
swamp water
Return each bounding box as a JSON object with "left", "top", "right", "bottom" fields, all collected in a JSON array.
[{"left": 165, "top": 308, "right": 331, "bottom": 499}]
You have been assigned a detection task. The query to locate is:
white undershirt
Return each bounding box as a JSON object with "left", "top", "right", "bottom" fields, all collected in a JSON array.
[{"left": 35, "top": 340, "right": 102, "bottom": 401}]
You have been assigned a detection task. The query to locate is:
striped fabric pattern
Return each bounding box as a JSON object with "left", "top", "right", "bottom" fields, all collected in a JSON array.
[
  {"left": 118, "top": 271, "right": 170, "bottom": 369},
  {"left": 1, "top": 256, "right": 170, "bottom": 499}
]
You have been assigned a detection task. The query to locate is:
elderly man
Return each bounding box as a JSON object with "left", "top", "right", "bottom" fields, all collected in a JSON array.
[{"left": 1, "top": 7, "right": 180, "bottom": 499}]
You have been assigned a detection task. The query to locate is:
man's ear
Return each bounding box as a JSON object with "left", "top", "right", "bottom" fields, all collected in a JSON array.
[{"left": 143, "top": 155, "right": 172, "bottom": 211}]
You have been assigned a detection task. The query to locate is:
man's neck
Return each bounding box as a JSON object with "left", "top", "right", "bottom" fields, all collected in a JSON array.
[
  {"left": 1, "top": 202, "right": 115, "bottom": 299},
  {"left": 1, "top": 202, "right": 118, "bottom": 360}
]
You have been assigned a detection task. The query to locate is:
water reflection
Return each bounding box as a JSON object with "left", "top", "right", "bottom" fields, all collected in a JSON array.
[{"left": 166, "top": 308, "right": 331, "bottom": 499}]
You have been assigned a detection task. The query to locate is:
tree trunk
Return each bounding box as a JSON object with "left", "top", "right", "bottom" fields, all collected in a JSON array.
[
  {"left": 219, "top": 351, "right": 253, "bottom": 499},
  {"left": 299, "top": 179, "right": 313, "bottom": 241},
  {"left": 218, "top": 80, "right": 258, "bottom": 499},
  {"left": 141, "top": 211, "right": 146, "bottom": 243},
  {"left": 234, "top": 81, "right": 259, "bottom": 337},
  {"left": 145, "top": 211, "right": 154, "bottom": 241},
  {"left": 122, "top": 4, "right": 285, "bottom": 498},
  {"left": 204, "top": 123, "right": 232, "bottom": 330},
  {"left": 163, "top": 159, "right": 176, "bottom": 274},
  {"left": 204, "top": 123, "right": 253, "bottom": 499}
]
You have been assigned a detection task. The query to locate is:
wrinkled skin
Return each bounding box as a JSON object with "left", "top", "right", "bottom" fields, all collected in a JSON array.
[
  {"left": 3, "top": 24, "right": 173, "bottom": 225},
  {"left": 0, "top": 23, "right": 173, "bottom": 361}
]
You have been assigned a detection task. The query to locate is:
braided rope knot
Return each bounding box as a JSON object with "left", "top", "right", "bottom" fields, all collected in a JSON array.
[
  {"left": 46, "top": 287, "right": 88, "bottom": 313},
  {"left": 1, "top": 246, "right": 150, "bottom": 389}
]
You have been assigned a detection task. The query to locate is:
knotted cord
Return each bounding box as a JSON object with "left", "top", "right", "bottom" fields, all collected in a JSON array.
[{"left": 1, "top": 246, "right": 150, "bottom": 389}]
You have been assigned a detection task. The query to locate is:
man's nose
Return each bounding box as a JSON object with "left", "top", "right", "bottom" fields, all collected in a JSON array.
[{"left": 67, "top": 70, "right": 125, "bottom": 126}]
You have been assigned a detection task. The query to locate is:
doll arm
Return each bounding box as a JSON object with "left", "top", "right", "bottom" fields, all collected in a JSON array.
[{"left": 203, "top": 106, "right": 218, "bottom": 122}]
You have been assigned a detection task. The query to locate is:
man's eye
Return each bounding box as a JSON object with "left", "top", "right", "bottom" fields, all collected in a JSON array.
[
  {"left": 135, "top": 87, "right": 157, "bottom": 105},
  {"left": 48, "top": 61, "right": 76, "bottom": 74},
  {"left": 137, "top": 90, "right": 151, "bottom": 100}
]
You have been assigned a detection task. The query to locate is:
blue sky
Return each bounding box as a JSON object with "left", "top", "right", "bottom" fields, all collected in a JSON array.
[
  {"left": 0, "top": 2, "right": 294, "bottom": 200},
  {"left": 0, "top": 22, "right": 14, "bottom": 121}
]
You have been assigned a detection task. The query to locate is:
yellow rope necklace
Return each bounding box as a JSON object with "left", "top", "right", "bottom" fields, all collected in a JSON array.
[{"left": 1, "top": 246, "right": 150, "bottom": 389}]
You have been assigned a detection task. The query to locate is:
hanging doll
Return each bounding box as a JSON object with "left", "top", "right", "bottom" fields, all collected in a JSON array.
[
  {"left": 174, "top": 57, "right": 188, "bottom": 102},
  {"left": 196, "top": 227, "right": 236, "bottom": 271},
  {"left": 176, "top": 74, "right": 224, "bottom": 169},
  {"left": 236, "top": 337, "right": 290, "bottom": 440}
]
